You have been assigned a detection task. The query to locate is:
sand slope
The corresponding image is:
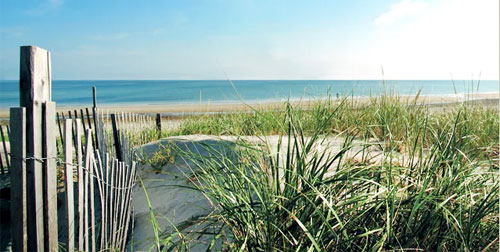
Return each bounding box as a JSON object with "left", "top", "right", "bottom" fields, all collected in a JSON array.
[{"left": 129, "top": 134, "right": 402, "bottom": 251}]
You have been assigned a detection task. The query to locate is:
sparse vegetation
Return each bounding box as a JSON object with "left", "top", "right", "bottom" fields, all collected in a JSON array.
[{"left": 138, "top": 143, "right": 176, "bottom": 172}]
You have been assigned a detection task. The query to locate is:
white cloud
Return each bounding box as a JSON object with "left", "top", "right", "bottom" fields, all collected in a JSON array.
[
  {"left": 371, "top": 0, "right": 499, "bottom": 79},
  {"left": 375, "top": 0, "right": 428, "bottom": 26}
]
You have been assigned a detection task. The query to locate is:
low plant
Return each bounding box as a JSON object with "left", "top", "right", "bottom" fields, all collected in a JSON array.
[{"left": 138, "top": 142, "right": 176, "bottom": 172}]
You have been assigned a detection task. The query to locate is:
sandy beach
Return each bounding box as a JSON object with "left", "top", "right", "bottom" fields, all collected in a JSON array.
[{"left": 0, "top": 92, "right": 497, "bottom": 120}]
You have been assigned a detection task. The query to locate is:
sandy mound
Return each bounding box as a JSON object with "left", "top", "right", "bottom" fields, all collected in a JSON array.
[{"left": 129, "top": 134, "right": 395, "bottom": 251}]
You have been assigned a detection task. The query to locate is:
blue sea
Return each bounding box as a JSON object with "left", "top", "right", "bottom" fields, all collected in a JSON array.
[{"left": 0, "top": 80, "right": 498, "bottom": 108}]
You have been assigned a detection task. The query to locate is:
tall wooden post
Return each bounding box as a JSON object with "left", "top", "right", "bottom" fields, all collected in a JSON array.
[
  {"left": 19, "top": 46, "right": 57, "bottom": 251},
  {"left": 20, "top": 45, "right": 51, "bottom": 252}
]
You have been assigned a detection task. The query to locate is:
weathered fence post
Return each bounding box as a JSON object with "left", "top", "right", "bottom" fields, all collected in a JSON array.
[
  {"left": 156, "top": 113, "right": 161, "bottom": 138},
  {"left": 20, "top": 45, "right": 54, "bottom": 252},
  {"left": 10, "top": 108, "right": 27, "bottom": 252},
  {"left": 110, "top": 114, "right": 122, "bottom": 161}
]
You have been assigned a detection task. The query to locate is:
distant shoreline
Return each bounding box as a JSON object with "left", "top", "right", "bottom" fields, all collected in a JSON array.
[{"left": 0, "top": 92, "right": 497, "bottom": 120}]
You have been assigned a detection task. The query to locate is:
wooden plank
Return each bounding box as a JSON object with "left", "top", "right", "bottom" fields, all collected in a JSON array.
[
  {"left": 42, "top": 101, "right": 58, "bottom": 251},
  {"left": 0, "top": 125, "right": 10, "bottom": 169},
  {"left": 75, "top": 119, "right": 84, "bottom": 251},
  {"left": 121, "top": 162, "right": 136, "bottom": 250},
  {"left": 75, "top": 110, "right": 82, "bottom": 144},
  {"left": 26, "top": 99, "right": 44, "bottom": 252},
  {"left": 92, "top": 107, "right": 99, "bottom": 150},
  {"left": 68, "top": 111, "right": 77, "bottom": 149},
  {"left": 104, "top": 154, "right": 111, "bottom": 247},
  {"left": 85, "top": 129, "right": 96, "bottom": 252},
  {"left": 92, "top": 86, "right": 97, "bottom": 108},
  {"left": 64, "top": 119, "right": 75, "bottom": 252},
  {"left": 108, "top": 159, "right": 116, "bottom": 249},
  {"left": 80, "top": 109, "right": 87, "bottom": 133},
  {"left": 125, "top": 161, "right": 137, "bottom": 248},
  {"left": 20, "top": 46, "right": 51, "bottom": 251},
  {"left": 10, "top": 107, "right": 27, "bottom": 252},
  {"left": 110, "top": 114, "right": 122, "bottom": 161},
  {"left": 85, "top": 107, "right": 96, "bottom": 148},
  {"left": 56, "top": 112, "right": 64, "bottom": 147},
  {"left": 112, "top": 161, "right": 123, "bottom": 250},
  {"left": 93, "top": 151, "right": 106, "bottom": 251},
  {"left": 83, "top": 128, "right": 93, "bottom": 252},
  {"left": 117, "top": 163, "right": 130, "bottom": 250}
]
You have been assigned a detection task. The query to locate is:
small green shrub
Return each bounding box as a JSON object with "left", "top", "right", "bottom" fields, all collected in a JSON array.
[{"left": 140, "top": 143, "right": 176, "bottom": 172}]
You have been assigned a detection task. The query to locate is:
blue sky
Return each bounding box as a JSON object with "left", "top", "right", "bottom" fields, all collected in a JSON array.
[{"left": 0, "top": 0, "right": 498, "bottom": 80}]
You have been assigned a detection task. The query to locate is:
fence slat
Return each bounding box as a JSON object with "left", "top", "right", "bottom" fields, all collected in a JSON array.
[
  {"left": 0, "top": 125, "right": 10, "bottom": 170},
  {"left": 56, "top": 112, "right": 64, "bottom": 148},
  {"left": 93, "top": 107, "right": 99, "bottom": 150},
  {"left": 10, "top": 107, "right": 27, "bottom": 252},
  {"left": 64, "top": 119, "right": 75, "bottom": 252},
  {"left": 42, "top": 101, "right": 58, "bottom": 251},
  {"left": 117, "top": 163, "right": 129, "bottom": 250},
  {"left": 93, "top": 151, "right": 106, "bottom": 251},
  {"left": 121, "top": 162, "right": 136, "bottom": 250},
  {"left": 109, "top": 159, "right": 117, "bottom": 249},
  {"left": 86, "top": 107, "right": 96, "bottom": 148},
  {"left": 0, "top": 135, "right": 4, "bottom": 174},
  {"left": 110, "top": 114, "right": 122, "bottom": 161},
  {"left": 85, "top": 129, "right": 97, "bottom": 252},
  {"left": 75, "top": 119, "right": 84, "bottom": 251},
  {"left": 104, "top": 154, "right": 110, "bottom": 247},
  {"left": 26, "top": 100, "right": 45, "bottom": 252},
  {"left": 156, "top": 113, "right": 161, "bottom": 139},
  {"left": 80, "top": 109, "right": 87, "bottom": 133},
  {"left": 84, "top": 128, "right": 93, "bottom": 252}
]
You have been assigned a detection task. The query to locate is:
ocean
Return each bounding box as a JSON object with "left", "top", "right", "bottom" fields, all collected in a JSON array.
[{"left": 0, "top": 80, "right": 498, "bottom": 108}]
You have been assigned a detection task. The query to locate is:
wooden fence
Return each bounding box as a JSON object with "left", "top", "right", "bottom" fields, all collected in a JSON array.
[
  {"left": 2, "top": 106, "right": 165, "bottom": 175},
  {"left": 9, "top": 46, "right": 137, "bottom": 252},
  {"left": 0, "top": 124, "right": 10, "bottom": 174}
]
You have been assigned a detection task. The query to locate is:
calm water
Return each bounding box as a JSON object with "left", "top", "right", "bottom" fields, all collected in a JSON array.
[{"left": 0, "top": 80, "right": 498, "bottom": 108}]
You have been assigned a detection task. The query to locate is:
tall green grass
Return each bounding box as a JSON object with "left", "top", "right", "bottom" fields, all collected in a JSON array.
[
  {"left": 161, "top": 95, "right": 498, "bottom": 251},
  {"left": 174, "top": 96, "right": 498, "bottom": 156}
]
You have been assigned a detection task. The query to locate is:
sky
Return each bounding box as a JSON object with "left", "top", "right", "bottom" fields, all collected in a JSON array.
[{"left": 0, "top": 0, "right": 498, "bottom": 80}]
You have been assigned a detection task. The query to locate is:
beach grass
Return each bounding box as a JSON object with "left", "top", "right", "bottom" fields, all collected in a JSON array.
[
  {"left": 172, "top": 94, "right": 498, "bottom": 157},
  {"left": 136, "top": 93, "right": 498, "bottom": 251}
]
